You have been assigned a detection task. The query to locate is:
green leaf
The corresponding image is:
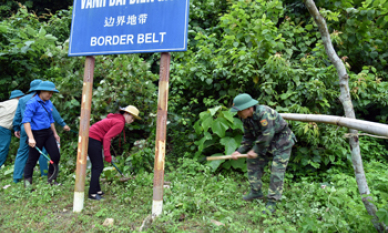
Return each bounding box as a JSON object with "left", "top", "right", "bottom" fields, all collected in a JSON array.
[
  {"left": 24, "top": 41, "right": 34, "bottom": 47},
  {"left": 11, "top": 81, "right": 18, "bottom": 88},
  {"left": 202, "top": 116, "right": 213, "bottom": 132},
  {"left": 199, "top": 111, "right": 211, "bottom": 120},
  {"left": 230, "top": 158, "right": 246, "bottom": 171},
  {"left": 194, "top": 136, "right": 207, "bottom": 153},
  {"left": 234, "top": 134, "right": 243, "bottom": 145},
  {"left": 39, "top": 27, "right": 47, "bottom": 37},
  {"left": 207, "top": 153, "right": 224, "bottom": 172},
  {"left": 232, "top": 118, "right": 244, "bottom": 131},
  {"left": 204, "top": 132, "right": 213, "bottom": 140},
  {"left": 71, "top": 99, "right": 80, "bottom": 107},
  {"left": 211, "top": 119, "right": 229, "bottom": 138},
  {"left": 220, "top": 137, "right": 237, "bottom": 155},
  {"left": 222, "top": 111, "right": 234, "bottom": 123},
  {"left": 0, "top": 25, "right": 8, "bottom": 33},
  {"left": 45, "top": 34, "right": 58, "bottom": 41},
  {"left": 194, "top": 120, "right": 203, "bottom": 134},
  {"left": 370, "top": 51, "right": 378, "bottom": 59},
  {"left": 376, "top": 208, "right": 388, "bottom": 225},
  {"left": 208, "top": 106, "right": 222, "bottom": 116}
]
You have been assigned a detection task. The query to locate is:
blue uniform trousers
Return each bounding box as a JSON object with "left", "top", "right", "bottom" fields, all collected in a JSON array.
[
  {"left": 13, "top": 126, "right": 48, "bottom": 183},
  {"left": 0, "top": 126, "right": 12, "bottom": 168}
]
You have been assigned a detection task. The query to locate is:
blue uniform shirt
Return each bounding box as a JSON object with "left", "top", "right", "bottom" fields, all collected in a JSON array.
[
  {"left": 22, "top": 95, "right": 55, "bottom": 130},
  {"left": 13, "top": 92, "right": 66, "bottom": 131}
]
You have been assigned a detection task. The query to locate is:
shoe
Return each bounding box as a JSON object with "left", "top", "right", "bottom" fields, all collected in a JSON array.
[
  {"left": 243, "top": 190, "right": 264, "bottom": 201},
  {"left": 262, "top": 201, "right": 276, "bottom": 214},
  {"left": 49, "top": 180, "right": 62, "bottom": 186},
  {"left": 13, "top": 178, "right": 21, "bottom": 183},
  {"left": 89, "top": 194, "right": 104, "bottom": 201},
  {"left": 24, "top": 177, "right": 32, "bottom": 188},
  {"left": 24, "top": 177, "right": 34, "bottom": 192},
  {"left": 97, "top": 191, "right": 105, "bottom": 196},
  {"left": 47, "top": 173, "right": 62, "bottom": 186}
]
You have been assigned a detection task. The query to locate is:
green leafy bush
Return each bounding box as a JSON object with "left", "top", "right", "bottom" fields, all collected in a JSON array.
[{"left": 193, "top": 106, "right": 245, "bottom": 172}]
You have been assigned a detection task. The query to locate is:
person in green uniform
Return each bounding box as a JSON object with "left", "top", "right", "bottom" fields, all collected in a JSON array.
[{"left": 231, "top": 93, "right": 296, "bottom": 214}]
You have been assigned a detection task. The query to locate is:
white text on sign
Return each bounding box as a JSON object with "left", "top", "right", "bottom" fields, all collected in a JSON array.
[
  {"left": 81, "top": 0, "right": 170, "bottom": 9},
  {"left": 90, "top": 32, "right": 166, "bottom": 46}
]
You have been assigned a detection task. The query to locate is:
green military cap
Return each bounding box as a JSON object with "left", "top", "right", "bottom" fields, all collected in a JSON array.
[{"left": 230, "top": 93, "right": 258, "bottom": 112}]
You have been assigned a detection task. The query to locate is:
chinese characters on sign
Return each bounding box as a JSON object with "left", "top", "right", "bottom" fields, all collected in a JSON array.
[
  {"left": 103, "top": 14, "right": 148, "bottom": 27},
  {"left": 69, "top": 0, "right": 189, "bottom": 56}
]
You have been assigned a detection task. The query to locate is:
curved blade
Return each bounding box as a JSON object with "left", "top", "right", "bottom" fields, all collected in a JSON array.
[{"left": 47, "top": 163, "right": 59, "bottom": 184}]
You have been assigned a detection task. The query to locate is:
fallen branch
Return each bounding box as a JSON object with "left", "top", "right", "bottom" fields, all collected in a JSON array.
[{"left": 280, "top": 113, "right": 388, "bottom": 137}]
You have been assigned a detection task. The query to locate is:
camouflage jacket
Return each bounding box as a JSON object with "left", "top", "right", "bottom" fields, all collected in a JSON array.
[{"left": 237, "top": 105, "right": 295, "bottom": 155}]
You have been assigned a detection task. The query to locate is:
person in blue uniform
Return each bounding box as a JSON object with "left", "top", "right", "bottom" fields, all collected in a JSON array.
[
  {"left": 22, "top": 81, "right": 62, "bottom": 186},
  {"left": 12, "top": 80, "right": 70, "bottom": 183}
]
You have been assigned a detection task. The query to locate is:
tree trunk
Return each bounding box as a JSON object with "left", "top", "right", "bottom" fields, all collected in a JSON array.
[
  {"left": 280, "top": 113, "right": 388, "bottom": 137},
  {"left": 304, "top": 0, "right": 386, "bottom": 231}
]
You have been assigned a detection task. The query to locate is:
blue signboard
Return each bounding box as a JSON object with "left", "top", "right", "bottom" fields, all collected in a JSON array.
[{"left": 68, "top": 0, "right": 189, "bottom": 56}]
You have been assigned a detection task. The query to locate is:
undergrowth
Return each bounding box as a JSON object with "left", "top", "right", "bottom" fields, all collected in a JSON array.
[{"left": 1, "top": 154, "right": 388, "bottom": 232}]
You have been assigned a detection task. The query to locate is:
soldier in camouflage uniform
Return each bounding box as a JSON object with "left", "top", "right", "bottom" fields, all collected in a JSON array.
[{"left": 231, "top": 93, "right": 296, "bottom": 213}]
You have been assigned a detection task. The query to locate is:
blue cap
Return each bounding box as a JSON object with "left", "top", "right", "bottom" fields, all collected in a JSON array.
[
  {"left": 27, "top": 79, "right": 42, "bottom": 93},
  {"left": 9, "top": 90, "right": 25, "bottom": 99},
  {"left": 36, "top": 81, "right": 59, "bottom": 93}
]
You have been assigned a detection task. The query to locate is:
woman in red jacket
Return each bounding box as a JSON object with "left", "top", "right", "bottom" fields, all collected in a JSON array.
[{"left": 88, "top": 105, "right": 141, "bottom": 200}]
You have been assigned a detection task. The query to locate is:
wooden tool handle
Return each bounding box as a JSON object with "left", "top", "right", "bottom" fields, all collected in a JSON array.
[{"left": 206, "top": 154, "right": 256, "bottom": 161}]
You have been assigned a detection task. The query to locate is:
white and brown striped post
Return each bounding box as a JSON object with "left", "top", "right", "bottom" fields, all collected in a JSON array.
[
  {"left": 73, "top": 56, "right": 95, "bottom": 213},
  {"left": 152, "top": 52, "right": 171, "bottom": 218}
]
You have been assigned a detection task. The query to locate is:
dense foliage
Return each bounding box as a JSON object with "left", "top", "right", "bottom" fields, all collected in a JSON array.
[{"left": 1, "top": 0, "right": 388, "bottom": 230}]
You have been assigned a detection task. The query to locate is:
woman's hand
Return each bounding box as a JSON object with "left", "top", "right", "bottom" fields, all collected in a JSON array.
[
  {"left": 54, "top": 134, "right": 60, "bottom": 143},
  {"left": 28, "top": 138, "right": 36, "bottom": 148},
  {"left": 63, "top": 125, "right": 71, "bottom": 131}
]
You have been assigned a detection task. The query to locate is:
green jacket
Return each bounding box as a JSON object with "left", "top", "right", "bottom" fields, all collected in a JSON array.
[{"left": 237, "top": 105, "right": 295, "bottom": 155}]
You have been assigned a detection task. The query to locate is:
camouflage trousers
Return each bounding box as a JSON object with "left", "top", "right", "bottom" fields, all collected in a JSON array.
[{"left": 247, "top": 131, "right": 294, "bottom": 201}]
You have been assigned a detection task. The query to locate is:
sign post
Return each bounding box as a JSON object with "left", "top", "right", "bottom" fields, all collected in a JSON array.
[
  {"left": 69, "top": 0, "right": 189, "bottom": 213},
  {"left": 73, "top": 56, "right": 95, "bottom": 212},
  {"left": 152, "top": 52, "right": 170, "bottom": 217},
  {"left": 69, "top": 0, "right": 189, "bottom": 56}
]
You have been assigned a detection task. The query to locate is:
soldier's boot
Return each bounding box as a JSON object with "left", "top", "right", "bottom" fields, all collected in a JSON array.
[
  {"left": 262, "top": 200, "right": 276, "bottom": 215},
  {"left": 243, "top": 189, "right": 264, "bottom": 201}
]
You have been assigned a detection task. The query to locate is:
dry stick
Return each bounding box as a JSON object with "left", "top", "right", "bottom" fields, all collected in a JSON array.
[{"left": 206, "top": 154, "right": 257, "bottom": 161}]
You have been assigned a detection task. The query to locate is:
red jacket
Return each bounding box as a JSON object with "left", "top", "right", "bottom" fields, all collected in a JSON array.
[{"left": 89, "top": 113, "right": 125, "bottom": 163}]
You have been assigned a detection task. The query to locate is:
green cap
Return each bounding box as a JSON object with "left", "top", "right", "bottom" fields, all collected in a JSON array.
[
  {"left": 28, "top": 79, "right": 42, "bottom": 93},
  {"left": 230, "top": 93, "right": 258, "bottom": 112},
  {"left": 36, "top": 81, "right": 59, "bottom": 93},
  {"left": 9, "top": 90, "right": 24, "bottom": 99}
]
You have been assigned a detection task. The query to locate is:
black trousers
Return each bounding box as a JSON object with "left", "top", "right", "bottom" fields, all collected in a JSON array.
[
  {"left": 24, "top": 128, "right": 60, "bottom": 179},
  {"left": 88, "top": 137, "right": 104, "bottom": 195}
]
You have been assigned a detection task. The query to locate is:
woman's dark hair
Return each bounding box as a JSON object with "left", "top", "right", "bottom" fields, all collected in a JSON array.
[{"left": 32, "top": 91, "right": 41, "bottom": 97}]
